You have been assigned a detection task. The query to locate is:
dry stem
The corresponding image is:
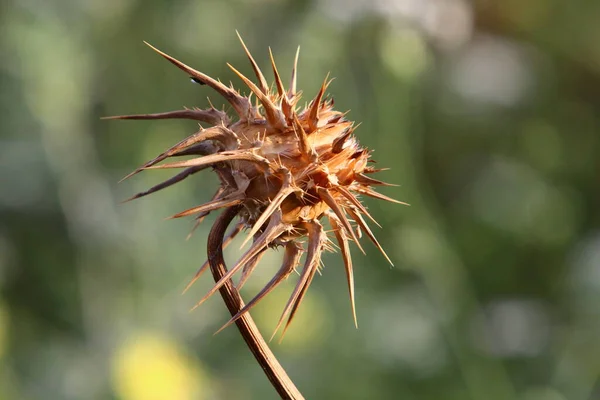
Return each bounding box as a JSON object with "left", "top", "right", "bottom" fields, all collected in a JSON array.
[{"left": 207, "top": 206, "right": 304, "bottom": 399}]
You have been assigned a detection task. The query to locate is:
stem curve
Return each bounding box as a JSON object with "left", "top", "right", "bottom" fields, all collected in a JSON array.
[{"left": 207, "top": 206, "right": 304, "bottom": 399}]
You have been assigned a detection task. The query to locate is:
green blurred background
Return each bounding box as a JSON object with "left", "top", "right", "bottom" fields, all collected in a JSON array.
[{"left": 1, "top": 0, "right": 599, "bottom": 399}]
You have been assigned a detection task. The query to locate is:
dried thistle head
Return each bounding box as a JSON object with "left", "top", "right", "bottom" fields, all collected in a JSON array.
[{"left": 106, "top": 33, "right": 405, "bottom": 338}]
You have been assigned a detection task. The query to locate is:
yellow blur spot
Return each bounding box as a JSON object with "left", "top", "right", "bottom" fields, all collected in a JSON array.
[{"left": 111, "top": 333, "right": 208, "bottom": 400}]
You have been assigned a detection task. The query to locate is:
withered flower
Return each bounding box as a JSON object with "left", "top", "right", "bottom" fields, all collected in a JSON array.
[{"left": 106, "top": 33, "right": 405, "bottom": 339}]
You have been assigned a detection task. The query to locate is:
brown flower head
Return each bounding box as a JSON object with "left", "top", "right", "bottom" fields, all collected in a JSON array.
[{"left": 106, "top": 33, "right": 406, "bottom": 338}]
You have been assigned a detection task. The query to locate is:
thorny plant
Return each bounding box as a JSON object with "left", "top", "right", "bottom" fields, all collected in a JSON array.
[{"left": 105, "top": 32, "right": 406, "bottom": 399}]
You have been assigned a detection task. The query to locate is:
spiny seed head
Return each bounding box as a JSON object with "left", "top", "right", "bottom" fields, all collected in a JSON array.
[{"left": 105, "top": 33, "right": 406, "bottom": 339}]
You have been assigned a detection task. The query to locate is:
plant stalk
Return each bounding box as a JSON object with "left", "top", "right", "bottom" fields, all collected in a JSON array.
[{"left": 207, "top": 206, "right": 304, "bottom": 399}]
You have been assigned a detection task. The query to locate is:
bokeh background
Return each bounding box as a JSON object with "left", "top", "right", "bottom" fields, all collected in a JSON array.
[{"left": 1, "top": 0, "right": 599, "bottom": 399}]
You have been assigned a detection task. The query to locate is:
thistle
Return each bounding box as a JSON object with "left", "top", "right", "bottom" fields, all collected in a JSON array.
[{"left": 106, "top": 33, "right": 405, "bottom": 339}]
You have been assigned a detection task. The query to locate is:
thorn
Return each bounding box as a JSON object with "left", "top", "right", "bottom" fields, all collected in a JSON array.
[
  {"left": 166, "top": 196, "right": 243, "bottom": 220},
  {"left": 215, "top": 242, "right": 302, "bottom": 334},
  {"left": 307, "top": 74, "right": 330, "bottom": 133},
  {"left": 317, "top": 187, "right": 365, "bottom": 254},
  {"left": 121, "top": 166, "right": 205, "bottom": 203},
  {"left": 354, "top": 186, "right": 410, "bottom": 206},
  {"left": 227, "top": 63, "right": 287, "bottom": 130},
  {"left": 292, "top": 113, "right": 317, "bottom": 162},
  {"left": 190, "top": 212, "right": 289, "bottom": 310},
  {"left": 328, "top": 212, "right": 357, "bottom": 328},
  {"left": 101, "top": 108, "right": 227, "bottom": 125},
  {"left": 143, "top": 41, "right": 250, "bottom": 118},
  {"left": 182, "top": 222, "right": 243, "bottom": 294},
  {"left": 288, "top": 46, "right": 300, "bottom": 99},
  {"left": 347, "top": 207, "right": 394, "bottom": 266},
  {"left": 235, "top": 31, "right": 269, "bottom": 94},
  {"left": 239, "top": 170, "right": 298, "bottom": 249},
  {"left": 272, "top": 221, "right": 324, "bottom": 340},
  {"left": 334, "top": 186, "right": 381, "bottom": 228}
]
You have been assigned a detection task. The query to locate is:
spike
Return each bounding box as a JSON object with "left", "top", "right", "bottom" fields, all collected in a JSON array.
[
  {"left": 143, "top": 41, "right": 250, "bottom": 118},
  {"left": 236, "top": 248, "right": 267, "bottom": 290},
  {"left": 307, "top": 75, "right": 330, "bottom": 133},
  {"left": 186, "top": 188, "right": 224, "bottom": 240},
  {"left": 355, "top": 174, "right": 399, "bottom": 187},
  {"left": 280, "top": 260, "right": 319, "bottom": 340},
  {"left": 292, "top": 114, "right": 317, "bottom": 162},
  {"left": 268, "top": 48, "right": 285, "bottom": 97},
  {"left": 334, "top": 186, "right": 380, "bottom": 228},
  {"left": 288, "top": 46, "right": 300, "bottom": 99},
  {"left": 328, "top": 212, "right": 357, "bottom": 327},
  {"left": 346, "top": 207, "right": 393, "bottom": 266},
  {"left": 316, "top": 187, "right": 365, "bottom": 254},
  {"left": 191, "top": 212, "right": 290, "bottom": 310},
  {"left": 353, "top": 186, "right": 409, "bottom": 205},
  {"left": 268, "top": 48, "right": 295, "bottom": 121},
  {"left": 215, "top": 241, "right": 302, "bottom": 334},
  {"left": 122, "top": 166, "right": 205, "bottom": 203},
  {"left": 143, "top": 149, "right": 270, "bottom": 171},
  {"left": 101, "top": 108, "right": 228, "bottom": 126},
  {"left": 363, "top": 166, "right": 390, "bottom": 174},
  {"left": 119, "top": 126, "right": 239, "bottom": 182},
  {"left": 227, "top": 63, "right": 287, "bottom": 130},
  {"left": 240, "top": 169, "right": 298, "bottom": 249},
  {"left": 235, "top": 31, "right": 269, "bottom": 94},
  {"left": 182, "top": 222, "right": 243, "bottom": 294},
  {"left": 332, "top": 127, "right": 353, "bottom": 154},
  {"left": 167, "top": 195, "right": 243, "bottom": 219},
  {"left": 272, "top": 220, "right": 324, "bottom": 340},
  {"left": 171, "top": 142, "right": 220, "bottom": 157}
]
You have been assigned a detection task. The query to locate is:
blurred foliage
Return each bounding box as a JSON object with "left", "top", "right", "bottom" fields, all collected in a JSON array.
[{"left": 1, "top": 0, "right": 599, "bottom": 399}]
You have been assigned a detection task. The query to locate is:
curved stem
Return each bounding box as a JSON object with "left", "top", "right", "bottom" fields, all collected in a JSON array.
[{"left": 208, "top": 206, "right": 304, "bottom": 399}]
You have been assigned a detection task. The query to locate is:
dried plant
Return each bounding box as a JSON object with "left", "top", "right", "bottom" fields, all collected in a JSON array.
[{"left": 106, "top": 33, "right": 405, "bottom": 398}]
